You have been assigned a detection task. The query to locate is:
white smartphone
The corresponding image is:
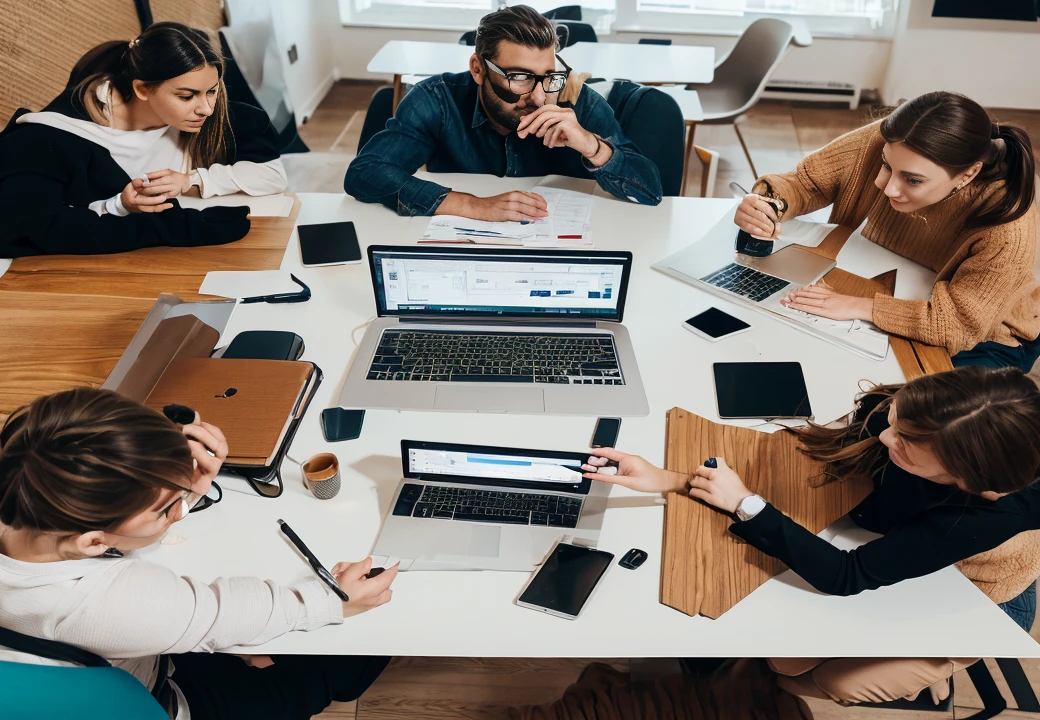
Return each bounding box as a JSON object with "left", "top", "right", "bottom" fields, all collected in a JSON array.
[
  {"left": 515, "top": 541, "right": 613, "bottom": 620},
  {"left": 682, "top": 307, "right": 752, "bottom": 342}
]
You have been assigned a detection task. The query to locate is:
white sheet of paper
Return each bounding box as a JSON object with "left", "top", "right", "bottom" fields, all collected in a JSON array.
[
  {"left": 200, "top": 270, "right": 300, "bottom": 299},
  {"left": 0, "top": 258, "right": 10, "bottom": 280},
  {"left": 179, "top": 193, "right": 293, "bottom": 217}
]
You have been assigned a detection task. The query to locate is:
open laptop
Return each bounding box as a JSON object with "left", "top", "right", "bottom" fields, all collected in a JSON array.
[
  {"left": 653, "top": 213, "right": 836, "bottom": 308},
  {"left": 340, "top": 245, "right": 649, "bottom": 416},
  {"left": 372, "top": 440, "right": 606, "bottom": 571}
]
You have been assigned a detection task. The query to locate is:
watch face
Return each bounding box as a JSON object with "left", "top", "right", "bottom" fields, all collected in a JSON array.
[{"left": 740, "top": 495, "right": 766, "bottom": 517}]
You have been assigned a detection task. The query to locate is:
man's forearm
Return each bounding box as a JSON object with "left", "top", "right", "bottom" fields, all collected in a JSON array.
[{"left": 434, "top": 191, "right": 475, "bottom": 217}]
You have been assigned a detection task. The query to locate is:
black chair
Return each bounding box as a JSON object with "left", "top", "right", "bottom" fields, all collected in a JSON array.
[
  {"left": 600, "top": 81, "right": 684, "bottom": 197},
  {"left": 638, "top": 38, "right": 672, "bottom": 45},
  {"left": 357, "top": 87, "right": 397, "bottom": 154},
  {"left": 554, "top": 21, "right": 597, "bottom": 48},
  {"left": 459, "top": 30, "right": 476, "bottom": 46},
  {"left": 543, "top": 5, "right": 582, "bottom": 20}
]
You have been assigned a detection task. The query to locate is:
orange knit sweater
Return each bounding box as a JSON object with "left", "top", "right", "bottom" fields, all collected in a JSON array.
[{"left": 756, "top": 121, "right": 1040, "bottom": 355}]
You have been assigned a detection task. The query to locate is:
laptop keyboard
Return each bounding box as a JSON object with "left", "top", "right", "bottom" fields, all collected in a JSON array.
[
  {"left": 366, "top": 330, "right": 623, "bottom": 385},
  {"left": 701, "top": 263, "right": 790, "bottom": 302},
  {"left": 391, "top": 483, "right": 582, "bottom": 528}
]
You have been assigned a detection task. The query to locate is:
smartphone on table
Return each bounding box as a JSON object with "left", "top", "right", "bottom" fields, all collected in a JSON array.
[
  {"left": 682, "top": 307, "right": 751, "bottom": 342},
  {"left": 299, "top": 221, "right": 362, "bottom": 267},
  {"left": 516, "top": 542, "right": 614, "bottom": 620},
  {"left": 591, "top": 417, "right": 621, "bottom": 448}
]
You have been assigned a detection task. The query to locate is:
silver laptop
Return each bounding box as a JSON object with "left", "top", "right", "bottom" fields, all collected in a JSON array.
[
  {"left": 340, "top": 246, "right": 648, "bottom": 416},
  {"left": 372, "top": 440, "right": 606, "bottom": 571},
  {"left": 653, "top": 214, "right": 836, "bottom": 307}
]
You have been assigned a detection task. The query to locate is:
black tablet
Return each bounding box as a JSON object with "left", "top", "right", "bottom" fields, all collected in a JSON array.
[{"left": 712, "top": 362, "right": 812, "bottom": 419}]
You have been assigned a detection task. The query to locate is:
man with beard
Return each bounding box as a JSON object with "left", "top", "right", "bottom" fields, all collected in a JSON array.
[{"left": 343, "top": 5, "right": 663, "bottom": 219}]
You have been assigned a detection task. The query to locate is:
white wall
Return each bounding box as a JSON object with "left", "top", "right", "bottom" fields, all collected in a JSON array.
[
  {"left": 882, "top": 0, "right": 1040, "bottom": 109},
  {"left": 267, "top": 0, "right": 343, "bottom": 121}
]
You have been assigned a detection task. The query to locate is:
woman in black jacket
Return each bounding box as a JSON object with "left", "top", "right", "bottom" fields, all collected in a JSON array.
[
  {"left": 0, "top": 22, "right": 287, "bottom": 257},
  {"left": 584, "top": 366, "right": 1040, "bottom": 629}
]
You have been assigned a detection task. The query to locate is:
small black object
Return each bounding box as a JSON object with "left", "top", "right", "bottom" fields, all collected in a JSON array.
[
  {"left": 216, "top": 388, "right": 238, "bottom": 399},
  {"left": 735, "top": 228, "right": 775, "bottom": 257},
  {"left": 619, "top": 548, "right": 648, "bottom": 570},
  {"left": 240, "top": 273, "right": 311, "bottom": 304},
  {"left": 366, "top": 567, "right": 386, "bottom": 579},
  {"left": 591, "top": 417, "right": 621, "bottom": 448},
  {"left": 299, "top": 221, "right": 362, "bottom": 267},
  {"left": 704, "top": 457, "right": 717, "bottom": 469},
  {"left": 162, "top": 404, "right": 197, "bottom": 425},
  {"left": 321, "top": 408, "right": 365, "bottom": 443},
  {"left": 221, "top": 330, "right": 305, "bottom": 361}
]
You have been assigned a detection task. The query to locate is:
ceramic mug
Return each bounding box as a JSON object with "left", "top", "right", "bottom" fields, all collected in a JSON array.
[{"left": 302, "top": 453, "right": 341, "bottom": 500}]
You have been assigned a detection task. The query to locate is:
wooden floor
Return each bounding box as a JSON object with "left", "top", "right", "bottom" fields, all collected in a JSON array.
[{"left": 304, "top": 82, "right": 1040, "bottom": 718}]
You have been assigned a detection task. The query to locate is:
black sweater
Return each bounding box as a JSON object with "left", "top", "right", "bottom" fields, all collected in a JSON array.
[
  {"left": 0, "top": 93, "right": 280, "bottom": 257},
  {"left": 729, "top": 397, "right": 1040, "bottom": 595}
]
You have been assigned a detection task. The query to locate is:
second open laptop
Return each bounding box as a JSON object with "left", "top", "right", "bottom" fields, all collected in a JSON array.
[{"left": 340, "top": 245, "right": 649, "bottom": 416}]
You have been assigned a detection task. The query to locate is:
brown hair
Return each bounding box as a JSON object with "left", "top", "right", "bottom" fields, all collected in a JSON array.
[
  {"left": 475, "top": 5, "right": 558, "bottom": 61},
  {"left": 68, "top": 22, "right": 229, "bottom": 170},
  {"left": 0, "top": 388, "right": 192, "bottom": 535},
  {"left": 880, "top": 91, "right": 1036, "bottom": 229},
  {"left": 791, "top": 367, "right": 1040, "bottom": 495}
]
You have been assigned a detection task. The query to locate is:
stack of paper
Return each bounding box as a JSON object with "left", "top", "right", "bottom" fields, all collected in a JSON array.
[{"left": 420, "top": 186, "right": 594, "bottom": 247}]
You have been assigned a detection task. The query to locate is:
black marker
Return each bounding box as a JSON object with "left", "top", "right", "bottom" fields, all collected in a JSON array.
[{"left": 278, "top": 519, "right": 350, "bottom": 602}]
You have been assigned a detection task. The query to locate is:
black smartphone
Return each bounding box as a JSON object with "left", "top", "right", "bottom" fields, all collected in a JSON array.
[
  {"left": 682, "top": 307, "right": 752, "bottom": 342},
  {"left": 222, "top": 331, "right": 305, "bottom": 361},
  {"left": 591, "top": 417, "right": 621, "bottom": 448},
  {"left": 321, "top": 408, "right": 365, "bottom": 442},
  {"left": 299, "top": 222, "right": 362, "bottom": 267},
  {"left": 516, "top": 542, "right": 614, "bottom": 620}
]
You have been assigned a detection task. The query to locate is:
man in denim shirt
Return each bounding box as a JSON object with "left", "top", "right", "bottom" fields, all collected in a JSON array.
[{"left": 343, "top": 5, "right": 663, "bottom": 220}]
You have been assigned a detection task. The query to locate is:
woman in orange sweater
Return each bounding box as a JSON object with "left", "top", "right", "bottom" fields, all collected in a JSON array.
[{"left": 734, "top": 91, "right": 1039, "bottom": 370}]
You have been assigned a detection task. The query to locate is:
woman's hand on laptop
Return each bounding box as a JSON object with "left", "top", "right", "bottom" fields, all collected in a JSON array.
[
  {"left": 582, "top": 448, "right": 688, "bottom": 494},
  {"left": 332, "top": 558, "right": 399, "bottom": 618},
  {"left": 781, "top": 281, "right": 874, "bottom": 322}
]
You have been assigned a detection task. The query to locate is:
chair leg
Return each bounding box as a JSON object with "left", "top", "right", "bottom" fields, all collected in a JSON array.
[
  {"left": 391, "top": 74, "right": 403, "bottom": 115},
  {"left": 962, "top": 660, "right": 1008, "bottom": 720},
  {"left": 680, "top": 122, "right": 697, "bottom": 196},
  {"left": 733, "top": 120, "right": 758, "bottom": 180},
  {"left": 995, "top": 658, "right": 1040, "bottom": 712}
]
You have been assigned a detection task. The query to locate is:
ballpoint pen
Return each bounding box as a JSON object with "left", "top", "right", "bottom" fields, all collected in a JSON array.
[{"left": 278, "top": 519, "right": 350, "bottom": 601}]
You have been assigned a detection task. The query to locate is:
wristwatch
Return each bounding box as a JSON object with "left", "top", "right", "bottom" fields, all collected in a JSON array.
[{"left": 734, "top": 494, "right": 767, "bottom": 522}]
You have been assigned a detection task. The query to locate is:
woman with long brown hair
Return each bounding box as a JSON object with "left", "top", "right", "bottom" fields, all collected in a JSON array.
[
  {"left": 0, "top": 22, "right": 287, "bottom": 257},
  {"left": 734, "top": 92, "right": 1039, "bottom": 371},
  {"left": 0, "top": 388, "right": 396, "bottom": 720},
  {"left": 584, "top": 367, "right": 1040, "bottom": 627}
]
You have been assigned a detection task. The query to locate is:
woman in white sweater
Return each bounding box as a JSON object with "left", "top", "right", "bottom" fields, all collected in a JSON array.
[{"left": 0, "top": 388, "right": 397, "bottom": 719}]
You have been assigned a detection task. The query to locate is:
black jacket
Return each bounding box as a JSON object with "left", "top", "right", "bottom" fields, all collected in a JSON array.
[
  {"left": 729, "top": 395, "right": 1040, "bottom": 596},
  {"left": 0, "top": 93, "right": 279, "bottom": 257}
]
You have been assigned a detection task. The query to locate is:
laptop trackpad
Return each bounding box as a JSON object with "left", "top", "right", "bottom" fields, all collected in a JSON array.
[
  {"left": 430, "top": 524, "right": 501, "bottom": 559},
  {"left": 434, "top": 385, "right": 545, "bottom": 413}
]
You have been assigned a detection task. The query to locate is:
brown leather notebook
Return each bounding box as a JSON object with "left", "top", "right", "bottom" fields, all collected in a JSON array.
[{"left": 145, "top": 358, "right": 313, "bottom": 465}]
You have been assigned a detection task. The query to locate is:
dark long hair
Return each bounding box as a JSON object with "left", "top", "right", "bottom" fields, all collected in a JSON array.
[
  {"left": 880, "top": 92, "right": 1036, "bottom": 229},
  {"left": 0, "top": 388, "right": 192, "bottom": 535},
  {"left": 68, "top": 22, "right": 229, "bottom": 169},
  {"left": 791, "top": 367, "right": 1040, "bottom": 495}
]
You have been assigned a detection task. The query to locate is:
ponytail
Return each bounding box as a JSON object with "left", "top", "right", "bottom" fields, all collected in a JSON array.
[{"left": 973, "top": 124, "right": 1036, "bottom": 229}]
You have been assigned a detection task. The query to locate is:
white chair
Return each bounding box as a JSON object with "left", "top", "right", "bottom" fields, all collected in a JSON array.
[{"left": 687, "top": 18, "right": 812, "bottom": 178}]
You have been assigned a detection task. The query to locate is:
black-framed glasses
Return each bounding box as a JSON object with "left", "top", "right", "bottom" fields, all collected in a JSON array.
[
  {"left": 240, "top": 274, "right": 311, "bottom": 304},
  {"left": 484, "top": 55, "right": 572, "bottom": 96}
]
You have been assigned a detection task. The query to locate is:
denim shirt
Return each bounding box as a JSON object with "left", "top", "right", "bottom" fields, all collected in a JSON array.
[{"left": 343, "top": 72, "right": 663, "bottom": 215}]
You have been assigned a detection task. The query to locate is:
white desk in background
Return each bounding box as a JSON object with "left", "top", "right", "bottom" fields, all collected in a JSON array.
[
  {"left": 147, "top": 177, "right": 1039, "bottom": 659},
  {"left": 367, "top": 40, "right": 715, "bottom": 112}
]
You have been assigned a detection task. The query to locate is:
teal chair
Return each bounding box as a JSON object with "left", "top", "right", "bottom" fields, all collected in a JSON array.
[{"left": 0, "top": 661, "right": 167, "bottom": 720}]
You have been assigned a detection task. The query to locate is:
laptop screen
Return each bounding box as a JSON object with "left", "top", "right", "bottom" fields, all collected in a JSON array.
[
  {"left": 401, "top": 440, "right": 592, "bottom": 495},
  {"left": 369, "top": 246, "right": 631, "bottom": 321}
]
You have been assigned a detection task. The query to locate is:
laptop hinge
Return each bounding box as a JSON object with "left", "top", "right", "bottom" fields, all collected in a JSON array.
[{"left": 402, "top": 318, "right": 600, "bottom": 329}]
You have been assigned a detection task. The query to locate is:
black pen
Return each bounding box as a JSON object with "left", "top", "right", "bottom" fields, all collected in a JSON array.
[{"left": 278, "top": 519, "right": 350, "bottom": 602}]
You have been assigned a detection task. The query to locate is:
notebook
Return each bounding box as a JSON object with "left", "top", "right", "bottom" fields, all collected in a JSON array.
[{"left": 144, "top": 358, "right": 314, "bottom": 465}]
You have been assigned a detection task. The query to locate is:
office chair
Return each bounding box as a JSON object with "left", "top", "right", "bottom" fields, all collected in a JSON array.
[
  {"left": 0, "top": 661, "right": 168, "bottom": 720},
  {"left": 685, "top": 18, "right": 812, "bottom": 178},
  {"left": 554, "top": 21, "right": 597, "bottom": 47},
  {"left": 543, "top": 5, "right": 582, "bottom": 20},
  {"left": 357, "top": 86, "right": 399, "bottom": 153}
]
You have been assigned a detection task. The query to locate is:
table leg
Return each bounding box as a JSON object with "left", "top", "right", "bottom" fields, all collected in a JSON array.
[
  {"left": 681, "top": 122, "right": 696, "bottom": 196},
  {"left": 391, "top": 74, "right": 403, "bottom": 115}
]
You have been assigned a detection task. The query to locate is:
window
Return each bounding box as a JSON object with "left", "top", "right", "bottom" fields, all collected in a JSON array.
[
  {"left": 635, "top": 0, "right": 892, "bottom": 24},
  {"left": 341, "top": 0, "right": 617, "bottom": 30}
]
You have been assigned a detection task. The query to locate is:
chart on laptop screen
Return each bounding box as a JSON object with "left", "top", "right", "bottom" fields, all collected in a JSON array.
[
  {"left": 373, "top": 253, "right": 624, "bottom": 317},
  {"left": 408, "top": 448, "right": 584, "bottom": 484}
]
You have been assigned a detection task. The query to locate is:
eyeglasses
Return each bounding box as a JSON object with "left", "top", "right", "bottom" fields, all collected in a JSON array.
[
  {"left": 240, "top": 274, "right": 311, "bottom": 304},
  {"left": 484, "top": 55, "right": 572, "bottom": 96}
]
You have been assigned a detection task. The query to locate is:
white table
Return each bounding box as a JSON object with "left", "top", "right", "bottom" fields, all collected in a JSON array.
[
  {"left": 367, "top": 40, "right": 715, "bottom": 111},
  {"left": 147, "top": 177, "right": 1040, "bottom": 658}
]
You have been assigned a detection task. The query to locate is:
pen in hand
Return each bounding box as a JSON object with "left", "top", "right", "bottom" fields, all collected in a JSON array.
[{"left": 278, "top": 519, "right": 350, "bottom": 602}]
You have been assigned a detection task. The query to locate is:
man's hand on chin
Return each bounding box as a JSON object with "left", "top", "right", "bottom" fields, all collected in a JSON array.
[
  {"left": 516, "top": 105, "right": 613, "bottom": 167},
  {"left": 436, "top": 190, "right": 549, "bottom": 223}
]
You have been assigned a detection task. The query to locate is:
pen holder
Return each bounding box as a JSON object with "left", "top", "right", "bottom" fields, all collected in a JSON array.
[{"left": 302, "top": 453, "right": 341, "bottom": 500}]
